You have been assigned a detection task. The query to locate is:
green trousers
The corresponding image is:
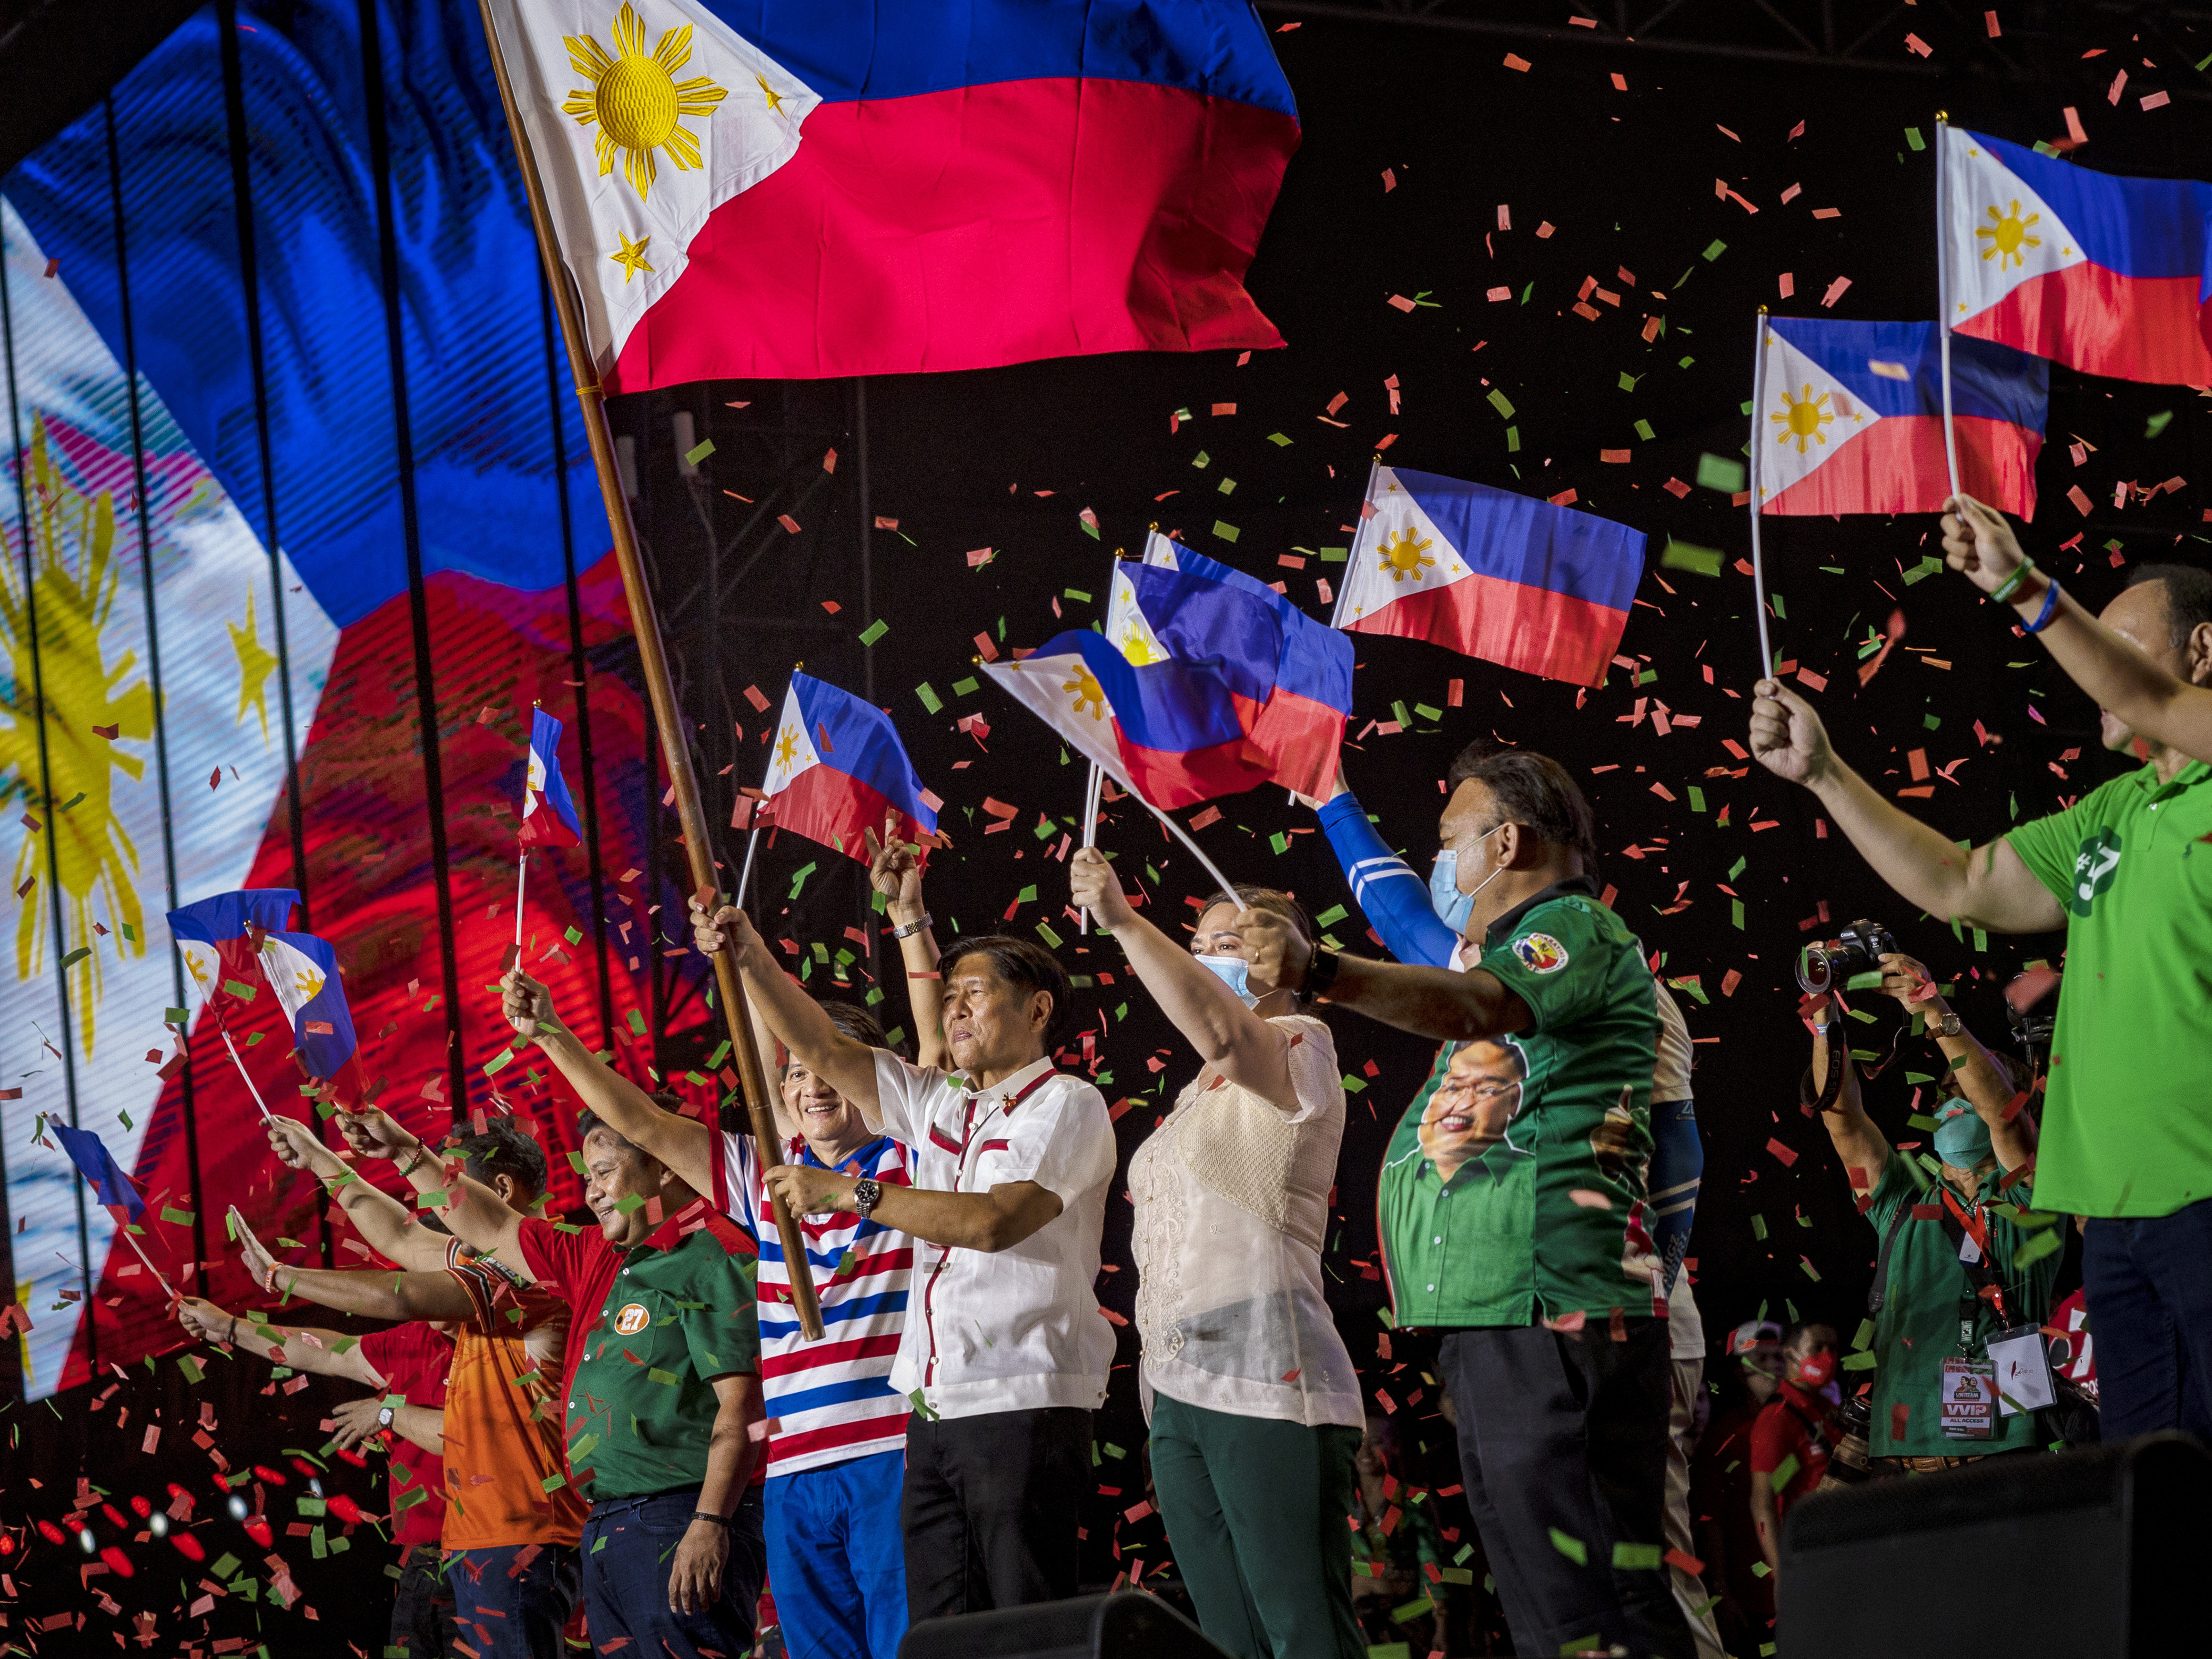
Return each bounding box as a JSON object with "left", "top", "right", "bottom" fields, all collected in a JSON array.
[{"left": 1149, "top": 1393, "right": 1366, "bottom": 1659}]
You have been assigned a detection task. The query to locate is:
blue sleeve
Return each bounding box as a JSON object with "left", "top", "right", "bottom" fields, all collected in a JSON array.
[
  {"left": 1647, "top": 1097, "right": 1702, "bottom": 1294},
  {"left": 1315, "top": 789, "right": 1459, "bottom": 969}
]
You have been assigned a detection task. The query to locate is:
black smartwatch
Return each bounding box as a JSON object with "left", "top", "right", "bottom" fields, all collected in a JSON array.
[{"left": 1306, "top": 947, "right": 1342, "bottom": 1002}]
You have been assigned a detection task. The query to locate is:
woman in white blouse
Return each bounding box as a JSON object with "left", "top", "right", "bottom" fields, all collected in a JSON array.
[{"left": 1071, "top": 850, "right": 1364, "bottom": 1659}]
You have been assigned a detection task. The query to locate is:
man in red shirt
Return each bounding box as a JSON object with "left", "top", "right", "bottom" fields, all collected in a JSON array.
[
  {"left": 1748, "top": 1322, "right": 1840, "bottom": 1580},
  {"left": 175, "top": 1300, "right": 453, "bottom": 1655}
]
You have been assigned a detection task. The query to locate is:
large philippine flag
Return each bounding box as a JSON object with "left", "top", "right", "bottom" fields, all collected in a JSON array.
[
  {"left": 1940, "top": 125, "right": 2212, "bottom": 386},
  {"left": 1331, "top": 467, "right": 1645, "bottom": 688},
  {"left": 982, "top": 627, "right": 1277, "bottom": 810},
  {"left": 1107, "top": 531, "right": 1352, "bottom": 798},
  {"left": 485, "top": 0, "right": 1301, "bottom": 385},
  {"left": 760, "top": 674, "right": 940, "bottom": 861},
  {"left": 1757, "top": 318, "right": 2048, "bottom": 519}
]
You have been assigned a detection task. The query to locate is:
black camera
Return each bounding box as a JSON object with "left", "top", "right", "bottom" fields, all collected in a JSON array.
[
  {"left": 2005, "top": 968, "right": 2061, "bottom": 1063},
  {"left": 1795, "top": 919, "right": 1896, "bottom": 995}
]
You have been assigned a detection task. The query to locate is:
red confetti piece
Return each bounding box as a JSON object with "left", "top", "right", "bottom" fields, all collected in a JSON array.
[{"left": 1766, "top": 1137, "right": 1799, "bottom": 1167}]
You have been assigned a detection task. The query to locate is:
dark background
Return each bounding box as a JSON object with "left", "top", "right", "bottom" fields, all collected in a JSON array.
[{"left": 11, "top": 2, "right": 2211, "bottom": 1650}]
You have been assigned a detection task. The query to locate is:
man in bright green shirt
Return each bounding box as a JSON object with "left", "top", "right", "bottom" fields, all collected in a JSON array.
[
  {"left": 1750, "top": 560, "right": 2212, "bottom": 1440},
  {"left": 1248, "top": 744, "right": 1688, "bottom": 1659}
]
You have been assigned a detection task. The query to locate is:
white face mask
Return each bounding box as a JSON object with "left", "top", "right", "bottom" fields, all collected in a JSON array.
[{"left": 1195, "top": 954, "right": 1261, "bottom": 1008}]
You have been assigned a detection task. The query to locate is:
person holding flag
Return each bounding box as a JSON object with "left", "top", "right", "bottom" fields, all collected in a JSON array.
[{"left": 1751, "top": 507, "right": 2212, "bottom": 1441}]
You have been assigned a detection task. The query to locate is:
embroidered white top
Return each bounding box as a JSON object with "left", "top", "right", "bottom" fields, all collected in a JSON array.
[
  {"left": 870, "top": 1052, "right": 1117, "bottom": 1419},
  {"left": 1128, "top": 1014, "right": 1362, "bottom": 1429}
]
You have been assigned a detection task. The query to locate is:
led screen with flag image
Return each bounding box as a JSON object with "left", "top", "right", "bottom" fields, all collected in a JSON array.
[
  {"left": 1331, "top": 466, "right": 1646, "bottom": 688},
  {"left": 760, "top": 673, "right": 941, "bottom": 864},
  {"left": 482, "top": 0, "right": 1301, "bottom": 386},
  {"left": 520, "top": 705, "right": 584, "bottom": 847},
  {"left": 1757, "top": 317, "right": 2047, "bottom": 519},
  {"left": 1938, "top": 122, "right": 2212, "bottom": 387}
]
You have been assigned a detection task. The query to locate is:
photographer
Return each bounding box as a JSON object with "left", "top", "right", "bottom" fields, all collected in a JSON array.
[
  {"left": 1750, "top": 564, "right": 2212, "bottom": 1440},
  {"left": 1802, "top": 952, "right": 2057, "bottom": 1472}
]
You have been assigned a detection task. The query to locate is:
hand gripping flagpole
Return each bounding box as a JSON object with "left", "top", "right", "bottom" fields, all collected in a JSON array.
[
  {"left": 1748, "top": 309, "right": 1775, "bottom": 682},
  {"left": 476, "top": 1, "right": 823, "bottom": 1340},
  {"left": 1934, "top": 113, "right": 1965, "bottom": 505}
]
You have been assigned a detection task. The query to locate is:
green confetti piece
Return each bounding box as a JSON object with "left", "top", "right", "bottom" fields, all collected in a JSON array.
[
  {"left": 1319, "top": 547, "right": 1347, "bottom": 562},
  {"left": 1686, "top": 786, "right": 1707, "bottom": 814},
  {"left": 179, "top": 1355, "right": 205, "bottom": 1385},
  {"left": 60, "top": 946, "right": 91, "bottom": 970},
  {"left": 914, "top": 683, "right": 943, "bottom": 715},
  {"left": 613, "top": 1194, "right": 646, "bottom": 1214},
  {"left": 1845, "top": 970, "right": 1886, "bottom": 991},
  {"left": 1728, "top": 857, "right": 1746, "bottom": 879},
  {"left": 1840, "top": 1350, "right": 1878, "bottom": 1371},
  {"left": 1505, "top": 425, "right": 1521, "bottom": 453},
  {"left": 482, "top": 1047, "right": 514, "bottom": 1077},
  {"left": 1392, "top": 700, "right": 1413, "bottom": 728},
  {"left": 908, "top": 1388, "right": 940, "bottom": 1422},
  {"left": 1267, "top": 431, "right": 1292, "bottom": 446},
  {"left": 1548, "top": 1527, "right": 1588, "bottom": 1566},
  {"left": 223, "top": 978, "right": 259, "bottom": 1001},
  {"left": 165, "top": 1006, "right": 189, "bottom": 1024},
  {"left": 1612, "top": 1542, "right": 1663, "bottom": 1569},
  {"left": 1768, "top": 1453, "right": 1800, "bottom": 1493},
  {"left": 1660, "top": 540, "right": 1723, "bottom": 578},
  {"left": 1413, "top": 703, "right": 1442, "bottom": 722},
  {"left": 1035, "top": 922, "right": 1064, "bottom": 949},
  {"left": 1192, "top": 450, "right": 1210, "bottom": 468},
  {"left": 647, "top": 1368, "right": 681, "bottom": 1386},
  {"left": 1633, "top": 419, "right": 1655, "bottom": 441},
  {"left": 2013, "top": 1228, "right": 2062, "bottom": 1267},
  {"left": 1702, "top": 238, "right": 1727, "bottom": 261},
  {"left": 1391, "top": 1596, "right": 1435, "bottom": 1624},
  {"left": 858, "top": 619, "right": 888, "bottom": 646},
  {"left": 2147, "top": 410, "right": 2174, "bottom": 439},
  {"left": 952, "top": 676, "right": 978, "bottom": 696},
  {"left": 1314, "top": 904, "right": 1347, "bottom": 928},
  {"left": 211, "top": 1552, "right": 241, "bottom": 1580},
  {"left": 1751, "top": 1214, "right": 1768, "bottom": 1241},
  {"left": 1694, "top": 453, "right": 1745, "bottom": 494},
  {"left": 564, "top": 926, "right": 584, "bottom": 944},
  {"left": 789, "top": 860, "right": 819, "bottom": 899},
  {"left": 684, "top": 438, "right": 716, "bottom": 467},
  {"left": 1904, "top": 126, "right": 1926, "bottom": 151},
  {"left": 1731, "top": 899, "right": 1744, "bottom": 931},
  {"left": 1487, "top": 388, "right": 1516, "bottom": 420},
  {"left": 159, "top": 1206, "right": 194, "bottom": 1226},
  {"left": 1342, "top": 1074, "right": 1366, "bottom": 1094},
  {"left": 1212, "top": 520, "right": 1240, "bottom": 543},
  {"left": 1617, "top": 371, "right": 1640, "bottom": 392}
]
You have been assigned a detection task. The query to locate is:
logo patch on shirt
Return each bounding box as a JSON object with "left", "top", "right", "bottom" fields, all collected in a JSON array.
[
  {"left": 612, "top": 1301, "right": 651, "bottom": 1336},
  {"left": 2069, "top": 828, "right": 2122, "bottom": 918},
  {"left": 1512, "top": 932, "right": 1570, "bottom": 974}
]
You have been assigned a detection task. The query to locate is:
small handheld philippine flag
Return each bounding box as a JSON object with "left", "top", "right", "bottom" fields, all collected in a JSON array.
[
  {"left": 167, "top": 888, "right": 301, "bottom": 1018},
  {"left": 52, "top": 1123, "right": 146, "bottom": 1223},
  {"left": 520, "top": 706, "right": 583, "bottom": 848},
  {"left": 1332, "top": 465, "right": 1645, "bottom": 688},
  {"left": 256, "top": 929, "right": 361, "bottom": 1082},
  {"left": 761, "top": 674, "right": 939, "bottom": 861}
]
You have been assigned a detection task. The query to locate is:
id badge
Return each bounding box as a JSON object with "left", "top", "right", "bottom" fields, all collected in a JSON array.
[
  {"left": 1987, "top": 1325, "right": 2058, "bottom": 1417},
  {"left": 1940, "top": 1357, "right": 1998, "bottom": 1440}
]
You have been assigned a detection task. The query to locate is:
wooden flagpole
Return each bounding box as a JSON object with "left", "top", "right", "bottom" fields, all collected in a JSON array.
[{"left": 473, "top": 0, "right": 823, "bottom": 1339}]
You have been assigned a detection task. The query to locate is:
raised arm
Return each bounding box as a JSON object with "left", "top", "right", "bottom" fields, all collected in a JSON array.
[
  {"left": 229, "top": 1206, "right": 475, "bottom": 1322},
  {"left": 1314, "top": 781, "right": 1460, "bottom": 968},
  {"left": 1874, "top": 953, "right": 2036, "bottom": 1174},
  {"left": 1749, "top": 680, "right": 2064, "bottom": 935},
  {"left": 693, "top": 903, "right": 884, "bottom": 1110},
  {"left": 333, "top": 1107, "right": 532, "bottom": 1278},
  {"left": 176, "top": 1296, "right": 383, "bottom": 1385},
  {"left": 1808, "top": 1001, "right": 1889, "bottom": 1195},
  {"left": 1942, "top": 493, "right": 2212, "bottom": 764},
  {"left": 262, "top": 1112, "right": 452, "bottom": 1271},
  {"left": 1068, "top": 848, "right": 1296, "bottom": 1109},
  {"left": 1238, "top": 908, "right": 1530, "bottom": 1043},
  {"left": 504, "top": 968, "right": 715, "bottom": 1196},
  {"left": 868, "top": 818, "right": 949, "bottom": 1071}
]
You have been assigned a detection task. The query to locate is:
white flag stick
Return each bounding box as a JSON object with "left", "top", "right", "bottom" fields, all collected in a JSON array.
[
  {"left": 217, "top": 1021, "right": 276, "bottom": 1124},
  {"left": 115, "top": 1225, "right": 178, "bottom": 1302},
  {"left": 1078, "top": 761, "right": 1105, "bottom": 934},
  {"left": 1934, "top": 114, "right": 1964, "bottom": 504},
  {"left": 735, "top": 824, "right": 763, "bottom": 912},
  {"left": 1748, "top": 308, "right": 1775, "bottom": 681},
  {"left": 513, "top": 847, "right": 529, "bottom": 954},
  {"left": 1328, "top": 454, "right": 1383, "bottom": 631}
]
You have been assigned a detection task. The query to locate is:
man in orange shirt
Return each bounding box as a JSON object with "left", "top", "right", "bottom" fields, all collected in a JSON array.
[{"left": 262, "top": 1114, "right": 585, "bottom": 1657}]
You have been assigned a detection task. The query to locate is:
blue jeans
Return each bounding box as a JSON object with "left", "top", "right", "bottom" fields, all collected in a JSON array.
[
  {"left": 446, "top": 1542, "right": 581, "bottom": 1658},
  {"left": 389, "top": 1544, "right": 456, "bottom": 1656},
  {"left": 582, "top": 1487, "right": 765, "bottom": 1659},
  {"left": 2083, "top": 1199, "right": 2212, "bottom": 1437},
  {"left": 766, "top": 1451, "right": 909, "bottom": 1659}
]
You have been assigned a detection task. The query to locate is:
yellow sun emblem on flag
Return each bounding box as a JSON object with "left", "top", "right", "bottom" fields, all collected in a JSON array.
[
  {"left": 1064, "top": 665, "right": 1108, "bottom": 720},
  {"left": 2, "top": 417, "right": 151, "bottom": 1055},
  {"left": 774, "top": 722, "right": 802, "bottom": 773},
  {"left": 1117, "top": 622, "right": 1162, "bottom": 667},
  {"left": 1772, "top": 385, "right": 1834, "bottom": 454},
  {"left": 1976, "top": 199, "right": 2043, "bottom": 270},
  {"left": 1378, "top": 527, "right": 1436, "bottom": 582},
  {"left": 561, "top": 2, "right": 728, "bottom": 204},
  {"left": 261, "top": 939, "right": 326, "bottom": 1004}
]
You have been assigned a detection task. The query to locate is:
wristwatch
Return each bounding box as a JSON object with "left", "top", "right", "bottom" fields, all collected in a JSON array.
[
  {"left": 377, "top": 1406, "right": 396, "bottom": 1431},
  {"left": 1936, "top": 1012, "right": 1962, "bottom": 1037},
  {"left": 852, "top": 1178, "right": 883, "bottom": 1223},
  {"left": 890, "top": 912, "right": 932, "bottom": 940},
  {"left": 1306, "top": 947, "right": 1342, "bottom": 1001}
]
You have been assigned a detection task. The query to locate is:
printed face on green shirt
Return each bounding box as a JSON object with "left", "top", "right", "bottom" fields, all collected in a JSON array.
[{"left": 1420, "top": 1039, "right": 1525, "bottom": 1179}]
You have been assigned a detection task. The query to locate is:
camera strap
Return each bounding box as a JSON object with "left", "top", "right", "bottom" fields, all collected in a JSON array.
[{"left": 1866, "top": 1201, "right": 1912, "bottom": 1316}]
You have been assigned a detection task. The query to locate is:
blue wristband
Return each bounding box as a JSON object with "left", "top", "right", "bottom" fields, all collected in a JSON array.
[{"left": 2023, "top": 578, "right": 2062, "bottom": 634}]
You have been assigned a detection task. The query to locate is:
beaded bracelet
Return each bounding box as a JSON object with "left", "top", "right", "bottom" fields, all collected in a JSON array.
[
  {"left": 1989, "top": 558, "right": 2037, "bottom": 604},
  {"left": 2023, "top": 578, "right": 2063, "bottom": 634}
]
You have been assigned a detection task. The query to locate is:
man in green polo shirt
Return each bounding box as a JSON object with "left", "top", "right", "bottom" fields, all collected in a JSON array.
[
  {"left": 1247, "top": 745, "right": 1689, "bottom": 1659},
  {"left": 1750, "top": 558, "right": 2212, "bottom": 1441}
]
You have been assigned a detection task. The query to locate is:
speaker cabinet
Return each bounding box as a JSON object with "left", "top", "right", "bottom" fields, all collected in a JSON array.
[
  {"left": 897, "top": 1591, "right": 1232, "bottom": 1659},
  {"left": 1777, "top": 1432, "right": 2210, "bottom": 1657}
]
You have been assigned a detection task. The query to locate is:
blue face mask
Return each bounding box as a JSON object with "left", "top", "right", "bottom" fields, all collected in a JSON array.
[
  {"left": 1934, "top": 1101, "right": 1994, "bottom": 1168},
  {"left": 1196, "top": 954, "right": 1261, "bottom": 1008},
  {"left": 1430, "top": 823, "right": 1505, "bottom": 934}
]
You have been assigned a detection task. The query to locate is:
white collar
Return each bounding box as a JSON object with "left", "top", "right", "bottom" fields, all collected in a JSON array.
[{"left": 959, "top": 1054, "right": 1056, "bottom": 1107}]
